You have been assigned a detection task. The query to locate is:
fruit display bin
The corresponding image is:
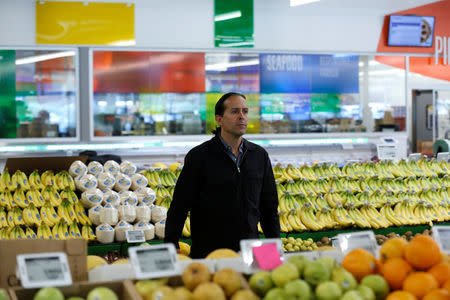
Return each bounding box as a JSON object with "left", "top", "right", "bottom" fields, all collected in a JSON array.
[
  {"left": 87, "top": 224, "right": 449, "bottom": 256},
  {"left": 8, "top": 279, "right": 138, "bottom": 300}
]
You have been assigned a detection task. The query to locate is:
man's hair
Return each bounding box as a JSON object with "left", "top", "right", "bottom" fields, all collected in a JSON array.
[
  {"left": 215, "top": 92, "right": 246, "bottom": 116},
  {"left": 212, "top": 92, "right": 246, "bottom": 135}
]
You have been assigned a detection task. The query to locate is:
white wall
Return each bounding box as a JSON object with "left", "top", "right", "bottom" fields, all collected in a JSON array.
[{"left": 0, "top": 0, "right": 440, "bottom": 52}]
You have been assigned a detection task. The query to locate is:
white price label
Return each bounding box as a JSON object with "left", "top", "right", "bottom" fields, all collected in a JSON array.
[
  {"left": 437, "top": 152, "right": 449, "bottom": 162},
  {"left": 128, "top": 244, "right": 180, "bottom": 279},
  {"left": 17, "top": 252, "right": 72, "bottom": 288},
  {"left": 408, "top": 153, "right": 422, "bottom": 162},
  {"left": 432, "top": 226, "right": 450, "bottom": 254},
  {"left": 337, "top": 231, "right": 377, "bottom": 256},
  {"left": 126, "top": 230, "right": 146, "bottom": 243},
  {"left": 377, "top": 144, "right": 398, "bottom": 161}
]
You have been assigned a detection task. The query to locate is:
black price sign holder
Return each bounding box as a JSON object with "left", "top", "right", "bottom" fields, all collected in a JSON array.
[
  {"left": 128, "top": 243, "right": 180, "bottom": 279},
  {"left": 16, "top": 252, "right": 72, "bottom": 288}
]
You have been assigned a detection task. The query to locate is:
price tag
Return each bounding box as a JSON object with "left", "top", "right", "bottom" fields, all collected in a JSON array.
[
  {"left": 337, "top": 231, "right": 378, "bottom": 256},
  {"left": 240, "top": 239, "right": 283, "bottom": 274},
  {"left": 128, "top": 244, "right": 180, "bottom": 279},
  {"left": 16, "top": 252, "right": 72, "bottom": 288},
  {"left": 377, "top": 144, "right": 398, "bottom": 161},
  {"left": 432, "top": 226, "right": 450, "bottom": 255},
  {"left": 126, "top": 230, "right": 146, "bottom": 243},
  {"left": 437, "top": 152, "right": 449, "bottom": 162},
  {"left": 408, "top": 153, "right": 422, "bottom": 162}
]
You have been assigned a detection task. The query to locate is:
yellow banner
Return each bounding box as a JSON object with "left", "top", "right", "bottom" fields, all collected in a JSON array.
[{"left": 36, "top": 1, "right": 135, "bottom": 45}]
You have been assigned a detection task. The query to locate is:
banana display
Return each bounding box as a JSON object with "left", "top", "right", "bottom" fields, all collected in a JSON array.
[
  {"left": 271, "top": 159, "right": 450, "bottom": 233},
  {"left": 0, "top": 168, "right": 93, "bottom": 241}
]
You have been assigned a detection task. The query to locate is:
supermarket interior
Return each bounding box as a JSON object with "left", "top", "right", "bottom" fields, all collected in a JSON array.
[{"left": 0, "top": 0, "right": 450, "bottom": 299}]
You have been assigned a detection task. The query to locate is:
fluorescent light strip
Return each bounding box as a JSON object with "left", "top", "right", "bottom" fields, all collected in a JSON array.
[
  {"left": 205, "top": 58, "right": 259, "bottom": 71},
  {"left": 15, "top": 51, "right": 76, "bottom": 65},
  {"left": 214, "top": 10, "right": 241, "bottom": 22},
  {"left": 290, "top": 0, "right": 320, "bottom": 7},
  {"left": 218, "top": 41, "right": 255, "bottom": 47}
]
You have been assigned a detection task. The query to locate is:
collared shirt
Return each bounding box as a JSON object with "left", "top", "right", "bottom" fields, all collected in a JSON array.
[{"left": 219, "top": 134, "right": 244, "bottom": 166}]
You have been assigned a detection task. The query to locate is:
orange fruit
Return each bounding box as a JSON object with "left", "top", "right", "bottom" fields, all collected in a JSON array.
[
  {"left": 386, "top": 291, "right": 417, "bottom": 300},
  {"left": 403, "top": 272, "right": 439, "bottom": 299},
  {"left": 380, "top": 237, "right": 408, "bottom": 262},
  {"left": 443, "top": 279, "right": 450, "bottom": 293},
  {"left": 441, "top": 253, "right": 450, "bottom": 264},
  {"left": 429, "top": 263, "right": 450, "bottom": 286},
  {"left": 342, "top": 248, "right": 376, "bottom": 281},
  {"left": 423, "top": 289, "right": 450, "bottom": 300},
  {"left": 404, "top": 235, "right": 441, "bottom": 270},
  {"left": 381, "top": 257, "right": 413, "bottom": 290}
]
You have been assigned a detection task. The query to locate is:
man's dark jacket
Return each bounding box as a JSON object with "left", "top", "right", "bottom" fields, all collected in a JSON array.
[{"left": 164, "top": 133, "right": 280, "bottom": 258}]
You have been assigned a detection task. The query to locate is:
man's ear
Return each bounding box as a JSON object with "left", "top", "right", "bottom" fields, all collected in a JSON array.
[{"left": 215, "top": 114, "right": 222, "bottom": 126}]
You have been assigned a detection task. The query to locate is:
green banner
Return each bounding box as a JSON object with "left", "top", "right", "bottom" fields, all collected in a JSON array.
[
  {"left": 214, "top": 0, "right": 254, "bottom": 48},
  {"left": 0, "top": 50, "right": 17, "bottom": 138},
  {"left": 311, "top": 94, "right": 341, "bottom": 115}
]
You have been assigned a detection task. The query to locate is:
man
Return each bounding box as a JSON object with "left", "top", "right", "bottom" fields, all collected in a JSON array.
[{"left": 164, "top": 92, "right": 280, "bottom": 258}]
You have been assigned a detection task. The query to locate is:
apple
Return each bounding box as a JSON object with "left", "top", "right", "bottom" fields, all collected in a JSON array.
[
  {"left": 341, "top": 290, "right": 364, "bottom": 300},
  {"left": 303, "top": 261, "right": 331, "bottom": 286},
  {"left": 286, "top": 255, "right": 311, "bottom": 274},
  {"left": 332, "top": 267, "right": 357, "bottom": 292},
  {"left": 357, "top": 285, "right": 376, "bottom": 300},
  {"left": 249, "top": 271, "right": 273, "bottom": 296},
  {"left": 87, "top": 287, "right": 118, "bottom": 300},
  {"left": 182, "top": 262, "right": 211, "bottom": 291},
  {"left": 360, "top": 275, "right": 389, "bottom": 300},
  {"left": 315, "top": 281, "right": 342, "bottom": 300},
  {"left": 34, "top": 287, "right": 64, "bottom": 300},
  {"left": 264, "top": 287, "right": 288, "bottom": 300},
  {"left": 284, "top": 279, "right": 311, "bottom": 300},
  {"left": 192, "top": 282, "right": 225, "bottom": 300},
  {"left": 271, "top": 263, "right": 299, "bottom": 287},
  {"left": 213, "top": 268, "right": 241, "bottom": 297},
  {"left": 230, "top": 290, "right": 259, "bottom": 300}
]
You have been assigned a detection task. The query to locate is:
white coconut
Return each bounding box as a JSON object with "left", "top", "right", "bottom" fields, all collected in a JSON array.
[
  {"left": 88, "top": 205, "right": 103, "bottom": 226},
  {"left": 113, "top": 173, "right": 131, "bottom": 192},
  {"left": 151, "top": 205, "right": 167, "bottom": 223},
  {"left": 118, "top": 204, "right": 136, "bottom": 223},
  {"left": 78, "top": 174, "right": 98, "bottom": 192},
  {"left": 69, "top": 160, "right": 87, "bottom": 178},
  {"left": 102, "top": 189, "right": 120, "bottom": 208},
  {"left": 104, "top": 160, "right": 120, "bottom": 175},
  {"left": 136, "top": 187, "right": 156, "bottom": 205},
  {"left": 118, "top": 190, "right": 137, "bottom": 204},
  {"left": 81, "top": 188, "right": 103, "bottom": 208},
  {"left": 155, "top": 219, "right": 166, "bottom": 239},
  {"left": 130, "top": 173, "right": 148, "bottom": 191},
  {"left": 134, "top": 221, "right": 155, "bottom": 240},
  {"left": 95, "top": 223, "right": 115, "bottom": 244},
  {"left": 99, "top": 203, "right": 119, "bottom": 226},
  {"left": 120, "top": 160, "right": 137, "bottom": 176},
  {"left": 135, "top": 203, "right": 151, "bottom": 223},
  {"left": 97, "top": 172, "right": 116, "bottom": 190},
  {"left": 114, "top": 220, "right": 133, "bottom": 242},
  {"left": 87, "top": 161, "right": 103, "bottom": 176}
]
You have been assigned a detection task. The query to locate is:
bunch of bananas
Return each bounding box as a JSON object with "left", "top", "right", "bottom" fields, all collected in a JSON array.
[
  {"left": 140, "top": 169, "right": 162, "bottom": 187},
  {"left": 153, "top": 185, "right": 171, "bottom": 204},
  {"left": 156, "top": 195, "right": 172, "bottom": 209},
  {"left": 0, "top": 168, "right": 95, "bottom": 242},
  {"left": 158, "top": 169, "right": 177, "bottom": 187}
]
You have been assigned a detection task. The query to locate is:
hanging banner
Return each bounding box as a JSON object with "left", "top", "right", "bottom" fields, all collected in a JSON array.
[
  {"left": 0, "top": 50, "right": 17, "bottom": 138},
  {"left": 214, "top": 0, "right": 254, "bottom": 48},
  {"left": 36, "top": 1, "right": 135, "bottom": 45}
]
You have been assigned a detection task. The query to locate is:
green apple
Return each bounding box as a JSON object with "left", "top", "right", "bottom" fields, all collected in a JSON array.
[
  {"left": 315, "top": 281, "right": 342, "bottom": 300},
  {"left": 357, "top": 285, "right": 376, "bottom": 300},
  {"left": 87, "top": 287, "right": 118, "bottom": 300},
  {"left": 284, "top": 279, "right": 311, "bottom": 300},
  {"left": 249, "top": 271, "right": 274, "bottom": 297},
  {"left": 331, "top": 266, "right": 357, "bottom": 292},
  {"left": 317, "top": 257, "right": 335, "bottom": 274},
  {"left": 360, "top": 275, "right": 389, "bottom": 300},
  {"left": 303, "top": 261, "right": 331, "bottom": 286},
  {"left": 271, "top": 263, "right": 299, "bottom": 287},
  {"left": 34, "top": 287, "right": 64, "bottom": 300},
  {"left": 264, "top": 287, "right": 288, "bottom": 300},
  {"left": 341, "top": 290, "right": 364, "bottom": 300},
  {"left": 67, "top": 297, "right": 85, "bottom": 300},
  {"left": 286, "top": 255, "right": 311, "bottom": 274}
]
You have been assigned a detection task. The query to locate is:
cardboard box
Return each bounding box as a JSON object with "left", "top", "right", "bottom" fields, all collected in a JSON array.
[
  {"left": 0, "top": 239, "right": 87, "bottom": 289},
  {"left": 9, "top": 279, "right": 138, "bottom": 300},
  {"left": 5, "top": 156, "right": 87, "bottom": 175}
]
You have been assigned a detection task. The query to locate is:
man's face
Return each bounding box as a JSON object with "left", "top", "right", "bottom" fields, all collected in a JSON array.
[{"left": 215, "top": 95, "right": 249, "bottom": 137}]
